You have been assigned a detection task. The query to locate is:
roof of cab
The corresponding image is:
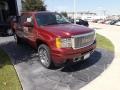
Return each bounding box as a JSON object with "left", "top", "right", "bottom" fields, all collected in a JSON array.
[{"left": 21, "top": 11, "right": 56, "bottom": 15}]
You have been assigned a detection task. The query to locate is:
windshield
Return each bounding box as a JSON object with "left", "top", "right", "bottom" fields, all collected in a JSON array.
[{"left": 35, "top": 13, "right": 70, "bottom": 26}]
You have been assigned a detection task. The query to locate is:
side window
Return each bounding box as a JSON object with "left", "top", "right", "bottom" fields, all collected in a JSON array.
[
  {"left": 55, "top": 14, "right": 68, "bottom": 23},
  {"left": 56, "top": 14, "right": 62, "bottom": 21}
]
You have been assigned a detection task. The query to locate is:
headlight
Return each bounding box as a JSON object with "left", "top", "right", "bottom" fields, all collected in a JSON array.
[{"left": 56, "top": 38, "right": 72, "bottom": 48}]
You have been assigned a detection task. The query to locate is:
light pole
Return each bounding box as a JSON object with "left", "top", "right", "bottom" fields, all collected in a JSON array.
[{"left": 74, "top": 0, "right": 76, "bottom": 24}]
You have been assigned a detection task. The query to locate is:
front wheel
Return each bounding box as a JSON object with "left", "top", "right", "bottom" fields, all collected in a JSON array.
[{"left": 38, "top": 44, "right": 53, "bottom": 69}]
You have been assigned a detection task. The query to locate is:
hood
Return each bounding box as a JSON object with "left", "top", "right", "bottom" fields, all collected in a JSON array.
[{"left": 41, "top": 24, "right": 94, "bottom": 37}]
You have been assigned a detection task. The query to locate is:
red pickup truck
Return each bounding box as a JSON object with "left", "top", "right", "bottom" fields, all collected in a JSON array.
[{"left": 14, "top": 11, "right": 96, "bottom": 68}]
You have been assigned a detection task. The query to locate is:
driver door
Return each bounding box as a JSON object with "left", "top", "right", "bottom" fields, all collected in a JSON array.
[{"left": 23, "top": 14, "right": 36, "bottom": 46}]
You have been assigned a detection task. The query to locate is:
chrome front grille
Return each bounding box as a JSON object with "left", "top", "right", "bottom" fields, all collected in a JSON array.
[{"left": 72, "top": 32, "right": 95, "bottom": 49}]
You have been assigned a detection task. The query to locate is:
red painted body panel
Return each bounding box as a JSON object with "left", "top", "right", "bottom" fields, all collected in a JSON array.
[
  {"left": 51, "top": 43, "right": 96, "bottom": 64},
  {"left": 39, "top": 24, "right": 93, "bottom": 37}
]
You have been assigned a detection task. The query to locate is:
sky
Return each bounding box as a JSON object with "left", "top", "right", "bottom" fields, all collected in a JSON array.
[{"left": 44, "top": 0, "right": 120, "bottom": 15}]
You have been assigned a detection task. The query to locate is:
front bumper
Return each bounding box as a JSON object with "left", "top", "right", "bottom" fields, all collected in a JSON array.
[{"left": 51, "top": 41, "right": 96, "bottom": 64}]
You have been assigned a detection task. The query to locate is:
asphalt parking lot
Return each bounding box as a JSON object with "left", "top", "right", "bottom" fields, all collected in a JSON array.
[{"left": 0, "top": 36, "right": 114, "bottom": 90}]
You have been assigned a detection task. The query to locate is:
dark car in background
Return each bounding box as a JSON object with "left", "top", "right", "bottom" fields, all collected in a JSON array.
[
  {"left": 76, "top": 19, "right": 89, "bottom": 27},
  {"left": 0, "top": 0, "right": 19, "bottom": 35},
  {"left": 0, "top": 22, "right": 9, "bottom": 35},
  {"left": 0, "top": 16, "right": 15, "bottom": 36},
  {"left": 69, "top": 18, "right": 89, "bottom": 27},
  {"left": 110, "top": 20, "right": 120, "bottom": 25}
]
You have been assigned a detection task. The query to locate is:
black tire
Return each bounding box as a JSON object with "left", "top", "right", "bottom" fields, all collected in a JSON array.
[
  {"left": 38, "top": 44, "right": 53, "bottom": 69},
  {"left": 14, "top": 34, "right": 22, "bottom": 44}
]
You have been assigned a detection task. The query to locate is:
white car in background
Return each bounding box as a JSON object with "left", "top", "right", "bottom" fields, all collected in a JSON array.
[
  {"left": 115, "top": 21, "right": 120, "bottom": 26},
  {"left": 104, "top": 20, "right": 111, "bottom": 24}
]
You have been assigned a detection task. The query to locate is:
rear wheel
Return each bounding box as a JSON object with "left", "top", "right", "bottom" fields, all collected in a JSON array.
[
  {"left": 38, "top": 44, "right": 53, "bottom": 68},
  {"left": 14, "top": 34, "right": 22, "bottom": 44}
]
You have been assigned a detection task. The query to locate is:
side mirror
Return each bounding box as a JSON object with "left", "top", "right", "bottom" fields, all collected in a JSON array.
[{"left": 23, "top": 22, "right": 34, "bottom": 27}]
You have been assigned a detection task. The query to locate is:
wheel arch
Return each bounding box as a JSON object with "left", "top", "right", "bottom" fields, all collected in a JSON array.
[{"left": 36, "top": 39, "right": 49, "bottom": 49}]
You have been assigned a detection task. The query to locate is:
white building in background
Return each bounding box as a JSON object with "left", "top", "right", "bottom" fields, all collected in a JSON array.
[{"left": 67, "top": 11, "right": 107, "bottom": 20}]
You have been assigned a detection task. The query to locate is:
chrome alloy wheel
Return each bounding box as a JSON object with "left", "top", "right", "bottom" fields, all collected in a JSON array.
[{"left": 38, "top": 47, "right": 50, "bottom": 67}]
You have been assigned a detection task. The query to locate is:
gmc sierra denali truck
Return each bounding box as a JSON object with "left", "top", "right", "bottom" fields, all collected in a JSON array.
[{"left": 14, "top": 11, "right": 96, "bottom": 68}]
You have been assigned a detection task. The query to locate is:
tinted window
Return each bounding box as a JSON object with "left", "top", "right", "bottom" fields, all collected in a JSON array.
[{"left": 35, "top": 13, "right": 70, "bottom": 26}]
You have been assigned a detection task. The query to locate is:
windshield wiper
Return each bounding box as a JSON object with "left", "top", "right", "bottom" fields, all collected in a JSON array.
[
  {"left": 47, "top": 22, "right": 58, "bottom": 25},
  {"left": 41, "top": 23, "right": 57, "bottom": 26},
  {"left": 42, "top": 22, "right": 70, "bottom": 26},
  {"left": 59, "top": 22, "right": 71, "bottom": 24}
]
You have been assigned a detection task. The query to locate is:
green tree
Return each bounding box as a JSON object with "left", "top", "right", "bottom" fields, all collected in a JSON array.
[
  {"left": 61, "top": 12, "right": 68, "bottom": 17},
  {"left": 22, "top": 0, "right": 46, "bottom": 11}
]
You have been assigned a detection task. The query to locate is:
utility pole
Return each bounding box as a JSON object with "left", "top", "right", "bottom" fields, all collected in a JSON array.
[
  {"left": 103, "top": 10, "right": 106, "bottom": 16},
  {"left": 74, "top": 0, "right": 76, "bottom": 24}
]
